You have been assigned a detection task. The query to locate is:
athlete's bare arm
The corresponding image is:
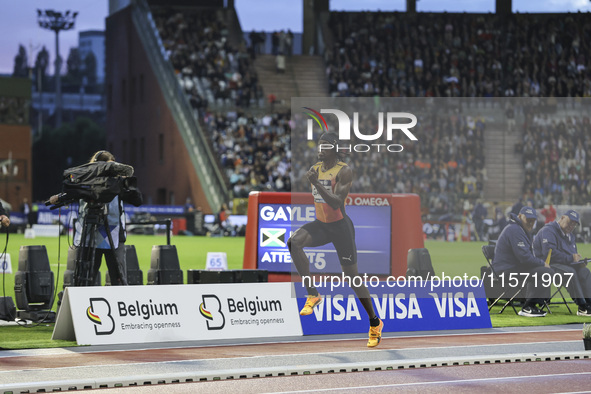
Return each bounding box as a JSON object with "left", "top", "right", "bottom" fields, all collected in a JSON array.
[{"left": 306, "top": 166, "right": 353, "bottom": 209}]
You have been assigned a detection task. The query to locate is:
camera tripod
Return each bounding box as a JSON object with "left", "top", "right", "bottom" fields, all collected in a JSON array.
[{"left": 74, "top": 202, "right": 127, "bottom": 286}]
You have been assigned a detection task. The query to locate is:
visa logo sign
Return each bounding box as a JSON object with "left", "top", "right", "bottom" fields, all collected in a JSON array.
[
  {"left": 310, "top": 292, "right": 480, "bottom": 321},
  {"left": 429, "top": 292, "right": 481, "bottom": 318},
  {"left": 312, "top": 294, "right": 423, "bottom": 321}
]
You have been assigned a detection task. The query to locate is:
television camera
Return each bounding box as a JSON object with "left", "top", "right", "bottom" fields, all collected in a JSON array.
[
  {"left": 46, "top": 161, "right": 136, "bottom": 209},
  {"left": 46, "top": 161, "right": 142, "bottom": 287}
]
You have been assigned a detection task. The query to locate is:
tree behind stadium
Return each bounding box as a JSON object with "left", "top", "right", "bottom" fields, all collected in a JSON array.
[{"left": 32, "top": 116, "right": 106, "bottom": 201}]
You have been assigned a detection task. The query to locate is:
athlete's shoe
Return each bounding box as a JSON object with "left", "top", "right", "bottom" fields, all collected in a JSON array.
[
  {"left": 367, "top": 319, "right": 384, "bottom": 348},
  {"left": 300, "top": 295, "right": 322, "bottom": 316}
]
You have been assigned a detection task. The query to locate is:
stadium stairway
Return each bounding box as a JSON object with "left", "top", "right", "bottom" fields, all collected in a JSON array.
[
  {"left": 484, "top": 127, "right": 524, "bottom": 202},
  {"left": 253, "top": 55, "right": 329, "bottom": 109}
]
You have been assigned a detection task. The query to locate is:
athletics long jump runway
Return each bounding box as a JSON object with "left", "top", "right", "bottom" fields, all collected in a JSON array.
[{"left": 1, "top": 325, "right": 590, "bottom": 393}]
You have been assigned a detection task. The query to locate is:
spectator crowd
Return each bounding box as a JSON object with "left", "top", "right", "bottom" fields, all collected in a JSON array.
[
  {"left": 152, "top": 7, "right": 262, "bottom": 111},
  {"left": 520, "top": 114, "right": 591, "bottom": 206},
  {"left": 201, "top": 111, "right": 291, "bottom": 198},
  {"left": 325, "top": 12, "right": 591, "bottom": 98},
  {"left": 151, "top": 6, "right": 591, "bottom": 219},
  {"left": 289, "top": 108, "right": 487, "bottom": 219}
]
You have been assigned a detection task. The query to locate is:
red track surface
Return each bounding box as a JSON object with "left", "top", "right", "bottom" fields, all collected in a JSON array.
[
  {"left": 93, "top": 360, "right": 591, "bottom": 393},
  {"left": 0, "top": 330, "right": 582, "bottom": 370},
  {"left": 2, "top": 329, "right": 590, "bottom": 392}
]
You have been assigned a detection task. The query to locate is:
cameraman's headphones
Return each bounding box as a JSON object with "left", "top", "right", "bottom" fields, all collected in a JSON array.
[{"left": 92, "top": 150, "right": 114, "bottom": 163}]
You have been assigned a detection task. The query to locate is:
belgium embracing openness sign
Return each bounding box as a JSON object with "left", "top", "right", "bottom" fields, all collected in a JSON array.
[{"left": 53, "top": 283, "right": 303, "bottom": 345}]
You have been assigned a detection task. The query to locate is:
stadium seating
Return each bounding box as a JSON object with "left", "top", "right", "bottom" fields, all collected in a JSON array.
[
  {"left": 325, "top": 12, "right": 591, "bottom": 98},
  {"left": 151, "top": 7, "right": 261, "bottom": 111},
  {"left": 520, "top": 116, "right": 591, "bottom": 205},
  {"left": 201, "top": 111, "right": 291, "bottom": 196},
  {"left": 150, "top": 6, "right": 590, "bottom": 220}
]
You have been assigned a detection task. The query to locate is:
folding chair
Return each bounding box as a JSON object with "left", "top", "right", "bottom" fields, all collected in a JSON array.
[
  {"left": 537, "top": 250, "right": 572, "bottom": 315},
  {"left": 481, "top": 245, "right": 523, "bottom": 314},
  {"left": 541, "top": 261, "right": 579, "bottom": 315},
  {"left": 543, "top": 285, "right": 573, "bottom": 314}
]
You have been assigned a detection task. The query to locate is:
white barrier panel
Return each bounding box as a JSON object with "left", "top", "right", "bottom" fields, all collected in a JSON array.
[
  {"left": 24, "top": 228, "right": 35, "bottom": 239},
  {"left": 52, "top": 283, "right": 302, "bottom": 345},
  {"left": 0, "top": 253, "right": 11, "bottom": 274},
  {"left": 32, "top": 224, "right": 60, "bottom": 237},
  {"left": 205, "top": 252, "right": 228, "bottom": 270}
]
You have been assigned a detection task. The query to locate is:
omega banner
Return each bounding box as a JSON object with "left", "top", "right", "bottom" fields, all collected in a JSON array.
[{"left": 52, "top": 283, "right": 303, "bottom": 345}]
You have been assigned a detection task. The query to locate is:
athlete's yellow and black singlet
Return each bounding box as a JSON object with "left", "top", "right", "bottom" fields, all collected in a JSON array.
[{"left": 311, "top": 161, "right": 348, "bottom": 223}]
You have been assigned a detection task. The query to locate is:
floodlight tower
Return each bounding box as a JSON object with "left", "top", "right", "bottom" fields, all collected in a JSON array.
[{"left": 37, "top": 9, "right": 78, "bottom": 128}]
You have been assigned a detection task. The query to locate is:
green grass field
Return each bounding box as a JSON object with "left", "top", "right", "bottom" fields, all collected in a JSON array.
[
  {"left": 1, "top": 235, "right": 590, "bottom": 349},
  {"left": 1, "top": 233, "right": 247, "bottom": 295}
]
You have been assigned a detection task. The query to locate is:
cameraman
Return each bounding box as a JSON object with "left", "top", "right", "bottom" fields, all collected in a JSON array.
[{"left": 50, "top": 150, "right": 142, "bottom": 285}]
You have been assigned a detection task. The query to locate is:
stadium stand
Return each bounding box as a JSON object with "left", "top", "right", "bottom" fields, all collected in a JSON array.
[
  {"left": 149, "top": 6, "right": 488, "bottom": 214},
  {"left": 149, "top": 5, "right": 291, "bottom": 199},
  {"left": 145, "top": 5, "right": 590, "bottom": 222},
  {"left": 520, "top": 115, "right": 591, "bottom": 206},
  {"left": 202, "top": 110, "right": 292, "bottom": 197},
  {"left": 289, "top": 109, "right": 486, "bottom": 219},
  {"left": 325, "top": 12, "right": 591, "bottom": 98},
  {"left": 151, "top": 6, "right": 262, "bottom": 112}
]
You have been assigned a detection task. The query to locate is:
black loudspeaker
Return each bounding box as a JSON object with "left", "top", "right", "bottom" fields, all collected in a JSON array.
[
  {"left": 14, "top": 246, "right": 54, "bottom": 309},
  {"left": 199, "top": 270, "right": 236, "bottom": 284},
  {"left": 187, "top": 269, "right": 202, "bottom": 284},
  {"left": 147, "top": 245, "right": 183, "bottom": 285},
  {"left": 105, "top": 245, "right": 143, "bottom": 285},
  {"left": 234, "top": 269, "right": 268, "bottom": 283},
  {"left": 14, "top": 245, "right": 56, "bottom": 321},
  {"left": 63, "top": 247, "right": 100, "bottom": 288},
  {"left": 0, "top": 297, "right": 16, "bottom": 321},
  {"left": 186, "top": 269, "right": 269, "bottom": 284},
  {"left": 124, "top": 245, "right": 143, "bottom": 285},
  {"left": 406, "top": 248, "right": 435, "bottom": 280}
]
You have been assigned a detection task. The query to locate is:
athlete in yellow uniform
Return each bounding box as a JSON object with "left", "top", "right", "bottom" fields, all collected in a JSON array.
[
  {"left": 311, "top": 160, "right": 347, "bottom": 223},
  {"left": 288, "top": 132, "right": 384, "bottom": 348}
]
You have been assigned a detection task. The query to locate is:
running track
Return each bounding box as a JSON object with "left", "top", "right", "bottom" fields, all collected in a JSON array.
[{"left": 1, "top": 325, "right": 590, "bottom": 392}]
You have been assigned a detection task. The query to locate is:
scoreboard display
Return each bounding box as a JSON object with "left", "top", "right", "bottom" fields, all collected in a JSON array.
[
  {"left": 244, "top": 192, "right": 424, "bottom": 281},
  {"left": 256, "top": 203, "right": 392, "bottom": 275}
]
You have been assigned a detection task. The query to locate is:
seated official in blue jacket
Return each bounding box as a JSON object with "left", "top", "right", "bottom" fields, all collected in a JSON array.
[
  {"left": 492, "top": 206, "right": 554, "bottom": 317},
  {"left": 533, "top": 209, "right": 591, "bottom": 316}
]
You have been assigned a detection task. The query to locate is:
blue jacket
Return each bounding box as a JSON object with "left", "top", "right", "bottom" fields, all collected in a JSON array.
[
  {"left": 491, "top": 214, "right": 545, "bottom": 272},
  {"left": 472, "top": 203, "right": 487, "bottom": 221},
  {"left": 533, "top": 221, "right": 578, "bottom": 265}
]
